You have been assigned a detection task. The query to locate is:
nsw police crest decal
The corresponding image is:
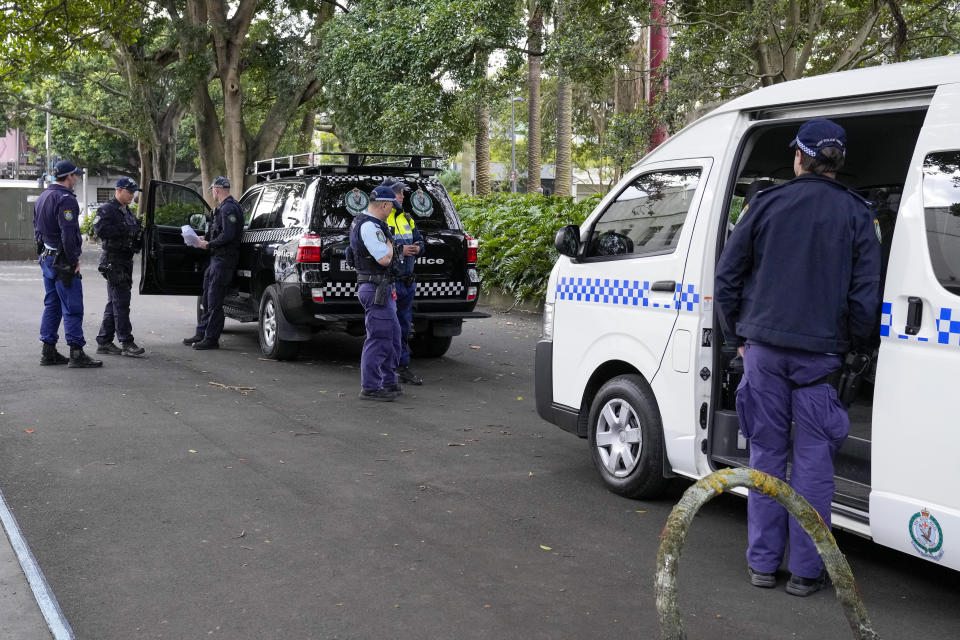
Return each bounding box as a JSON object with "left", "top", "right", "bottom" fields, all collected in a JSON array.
[
  {"left": 909, "top": 508, "right": 944, "bottom": 560},
  {"left": 63, "top": 210, "right": 74, "bottom": 221},
  {"left": 346, "top": 188, "right": 369, "bottom": 216},
  {"left": 411, "top": 189, "right": 433, "bottom": 218}
]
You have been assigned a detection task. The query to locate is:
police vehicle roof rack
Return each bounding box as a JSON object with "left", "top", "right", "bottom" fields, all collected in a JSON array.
[{"left": 248, "top": 152, "right": 442, "bottom": 180}]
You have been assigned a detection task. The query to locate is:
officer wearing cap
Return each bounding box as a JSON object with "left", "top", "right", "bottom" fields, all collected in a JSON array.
[
  {"left": 349, "top": 185, "right": 402, "bottom": 401},
  {"left": 715, "top": 118, "right": 881, "bottom": 596},
  {"left": 382, "top": 178, "right": 425, "bottom": 385},
  {"left": 32, "top": 160, "right": 102, "bottom": 368},
  {"left": 182, "top": 176, "right": 244, "bottom": 350},
  {"left": 94, "top": 177, "right": 145, "bottom": 357}
]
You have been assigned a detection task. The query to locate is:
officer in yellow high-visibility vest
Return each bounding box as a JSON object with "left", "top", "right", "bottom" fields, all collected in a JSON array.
[{"left": 383, "top": 178, "right": 424, "bottom": 385}]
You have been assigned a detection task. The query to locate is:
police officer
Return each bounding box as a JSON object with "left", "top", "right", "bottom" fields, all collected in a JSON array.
[
  {"left": 94, "top": 177, "right": 145, "bottom": 357},
  {"left": 350, "top": 185, "right": 402, "bottom": 401},
  {"left": 33, "top": 160, "right": 102, "bottom": 368},
  {"left": 715, "top": 118, "right": 881, "bottom": 596},
  {"left": 382, "top": 179, "right": 424, "bottom": 385},
  {"left": 182, "top": 176, "right": 243, "bottom": 350}
]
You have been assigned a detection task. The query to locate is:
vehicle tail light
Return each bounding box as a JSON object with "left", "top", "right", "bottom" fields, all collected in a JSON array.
[
  {"left": 466, "top": 235, "right": 478, "bottom": 265},
  {"left": 466, "top": 286, "right": 478, "bottom": 302},
  {"left": 296, "top": 233, "right": 322, "bottom": 263},
  {"left": 311, "top": 287, "right": 324, "bottom": 303}
]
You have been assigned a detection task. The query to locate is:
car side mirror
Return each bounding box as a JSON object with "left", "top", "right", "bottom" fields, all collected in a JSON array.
[
  {"left": 188, "top": 213, "right": 207, "bottom": 231},
  {"left": 555, "top": 224, "right": 581, "bottom": 258}
]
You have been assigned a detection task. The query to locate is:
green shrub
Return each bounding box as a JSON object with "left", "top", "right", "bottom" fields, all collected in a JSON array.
[
  {"left": 80, "top": 211, "right": 97, "bottom": 240},
  {"left": 453, "top": 193, "right": 602, "bottom": 303}
]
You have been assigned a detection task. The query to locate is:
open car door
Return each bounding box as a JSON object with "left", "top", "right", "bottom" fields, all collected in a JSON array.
[{"left": 140, "top": 181, "right": 211, "bottom": 295}]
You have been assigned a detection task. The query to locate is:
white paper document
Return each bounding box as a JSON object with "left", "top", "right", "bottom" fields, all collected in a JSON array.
[{"left": 181, "top": 225, "right": 203, "bottom": 248}]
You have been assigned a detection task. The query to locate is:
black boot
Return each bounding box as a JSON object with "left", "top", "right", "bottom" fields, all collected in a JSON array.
[
  {"left": 96, "top": 341, "right": 122, "bottom": 355},
  {"left": 68, "top": 346, "right": 103, "bottom": 368},
  {"left": 183, "top": 334, "right": 204, "bottom": 345},
  {"left": 192, "top": 338, "right": 219, "bottom": 350},
  {"left": 121, "top": 341, "right": 145, "bottom": 356},
  {"left": 40, "top": 342, "right": 69, "bottom": 366}
]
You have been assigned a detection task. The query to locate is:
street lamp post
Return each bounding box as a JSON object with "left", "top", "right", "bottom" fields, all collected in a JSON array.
[{"left": 510, "top": 95, "right": 524, "bottom": 193}]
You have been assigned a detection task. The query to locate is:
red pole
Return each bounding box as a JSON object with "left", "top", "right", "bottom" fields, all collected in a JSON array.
[{"left": 649, "top": 0, "right": 669, "bottom": 149}]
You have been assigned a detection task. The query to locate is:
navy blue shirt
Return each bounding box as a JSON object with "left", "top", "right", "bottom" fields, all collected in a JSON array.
[
  {"left": 715, "top": 173, "right": 882, "bottom": 354},
  {"left": 33, "top": 183, "right": 83, "bottom": 264},
  {"left": 207, "top": 195, "right": 243, "bottom": 256},
  {"left": 94, "top": 197, "right": 141, "bottom": 258}
]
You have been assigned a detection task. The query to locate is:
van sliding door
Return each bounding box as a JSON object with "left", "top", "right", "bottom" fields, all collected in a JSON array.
[{"left": 871, "top": 82, "right": 960, "bottom": 571}]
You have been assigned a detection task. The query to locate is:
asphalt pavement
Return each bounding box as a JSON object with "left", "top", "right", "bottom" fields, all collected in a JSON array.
[{"left": 1, "top": 253, "right": 958, "bottom": 639}]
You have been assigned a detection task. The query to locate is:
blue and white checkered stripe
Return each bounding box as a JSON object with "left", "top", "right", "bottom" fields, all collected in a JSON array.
[
  {"left": 880, "top": 300, "right": 960, "bottom": 345},
  {"left": 555, "top": 277, "right": 700, "bottom": 311}
]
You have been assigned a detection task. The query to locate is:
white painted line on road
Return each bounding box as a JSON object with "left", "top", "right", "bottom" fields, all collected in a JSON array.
[{"left": 0, "top": 486, "right": 75, "bottom": 640}]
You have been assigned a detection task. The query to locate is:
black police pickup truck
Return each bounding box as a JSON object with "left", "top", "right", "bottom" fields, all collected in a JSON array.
[{"left": 139, "top": 153, "right": 487, "bottom": 359}]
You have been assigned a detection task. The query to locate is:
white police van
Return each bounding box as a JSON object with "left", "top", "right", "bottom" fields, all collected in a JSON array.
[{"left": 536, "top": 55, "right": 960, "bottom": 572}]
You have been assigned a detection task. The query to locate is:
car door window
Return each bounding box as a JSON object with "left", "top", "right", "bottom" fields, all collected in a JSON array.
[
  {"left": 281, "top": 183, "right": 307, "bottom": 228},
  {"left": 922, "top": 151, "right": 960, "bottom": 297},
  {"left": 586, "top": 169, "right": 702, "bottom": 258},
  {"left": 248, "top": 185, "right": 285, "bottom": 230},
  {"left": 240, "top": 189, "right": 261, "bottom": 227}
]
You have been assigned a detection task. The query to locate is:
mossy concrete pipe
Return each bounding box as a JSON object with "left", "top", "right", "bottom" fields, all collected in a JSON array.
[{"left": 655, "top": 467, "right": 880, "bottom": 640}]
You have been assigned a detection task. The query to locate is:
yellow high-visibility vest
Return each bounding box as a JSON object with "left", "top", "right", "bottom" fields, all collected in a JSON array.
[{"left": 386, "top": 210, "right": 416, "bottom": 241}]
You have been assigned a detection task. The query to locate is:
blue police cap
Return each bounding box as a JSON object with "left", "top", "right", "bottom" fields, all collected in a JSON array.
[
  {"left": 208, "top": 176, "right": 231, "bottom": 191},
  {"left": 381, "top": 178, "right": 409, "bottom": 193},
  {"left": 53, "top": 161, "right": 84, "bottom": 179},
  {"left": 371, "top": 185, "right": 400, "bottom": 205},
  {"left": 790, "top": 118, "right": 846, "bottom": 159},
  {"left": 115, "top": 177, "right": 141, "bottom": 192}
]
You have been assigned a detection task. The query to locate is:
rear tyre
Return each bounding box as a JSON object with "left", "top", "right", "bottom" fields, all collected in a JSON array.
[
  {"left": 587, "top": 374, "right": 669, "bottom": 499},
  {"left": 409, "top": 333, "right": 452, "bottom": 359},
  {"left": 258, "top": 285, "right": 298, "bottom": 361}
]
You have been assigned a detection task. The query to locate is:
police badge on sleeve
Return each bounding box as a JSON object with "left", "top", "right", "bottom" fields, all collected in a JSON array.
[{"left": 63, "top": 210, "right": 74, "bottom": 221}]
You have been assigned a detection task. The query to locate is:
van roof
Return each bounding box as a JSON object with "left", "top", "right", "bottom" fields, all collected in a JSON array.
[{"left": 712, "top": 54, "right": 960, "bottom": 114}]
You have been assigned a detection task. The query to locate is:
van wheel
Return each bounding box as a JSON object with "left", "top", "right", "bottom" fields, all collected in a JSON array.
[
  {"left": 587, "top": 375, "right": 669, "bottom": 499},
  {"left": 259, "top": 285, "right": 298, "bottom": 361},
  {"left": 409, "top": 334, "right": 452, "bottom": 359}
]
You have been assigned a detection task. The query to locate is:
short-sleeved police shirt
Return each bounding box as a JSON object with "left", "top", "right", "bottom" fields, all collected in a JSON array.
[{"left": 360, "top": 220, "right": 391, "bottom": 261}]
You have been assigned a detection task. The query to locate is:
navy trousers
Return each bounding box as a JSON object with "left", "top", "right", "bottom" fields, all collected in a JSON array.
[
  {"left": 195, "top": 255, "right": 237, "bottom": 341},
  {"left": 97, "top": 260, "right": 134, "bottom": 344},
  {"left": 736, "top": 341, "right": 848, "bottom": 579},
  {"left": 39, "top": 254, "right": 85, "bottom": 347},
  {"left": 395, "top": 278, "right": 415, "bottom": 367},
  {"left": 357, "top": 282, "right": 401, "bottom": 391}
]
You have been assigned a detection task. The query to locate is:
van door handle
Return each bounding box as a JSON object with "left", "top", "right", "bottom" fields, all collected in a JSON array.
[
  {"left": 651, "top": 280, "right": 677, "bottom": 292},
  {"left": 905, "top": 296, "right": 922, "bottom": 335}
]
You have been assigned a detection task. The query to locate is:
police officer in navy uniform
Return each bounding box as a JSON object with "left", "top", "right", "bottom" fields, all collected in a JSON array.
[
  {"left": 715, "top": 118, "right": 881, "bottom": 596},
  {"left": 350, "top": 185, "right": 402, "bottom": 401},
  {"left": 33, "top": 160, "right": 102, "bottom": 368},
  {"left": 94, "top": 177, "right": 145, "bottom": 357},
  {"left": 382, "top": 178, "right": 425, "bottom": 385},
  {"left": 182, "top": 176, "right": 243, "bottom": 350}
]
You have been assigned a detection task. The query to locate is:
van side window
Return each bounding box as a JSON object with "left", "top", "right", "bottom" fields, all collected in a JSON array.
[
  {"left": 586, "top": 169, "right": 701, "bottom": 258},
  {"left": 922, "top": 151, "right": 960, "bottom": 296}
]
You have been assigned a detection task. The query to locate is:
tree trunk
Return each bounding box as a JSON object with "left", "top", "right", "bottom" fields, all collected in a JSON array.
[
  {"left": 475, "top": 103, "right": 491, "bottom": 196},
  {"left": 554, "top": 70, "right": 572, "bottom": 198},
  {"left": 138, "top": 139, "right": 154, "bottom": 210},
  {"left": 460, "top": 139, "right": 473, "bottom": 195},
  {"left": 299, "top": 109, "right": 316, "bottom": 152},
  {"left": 525, "top": 4, "right": 543, "bottom": 194}
]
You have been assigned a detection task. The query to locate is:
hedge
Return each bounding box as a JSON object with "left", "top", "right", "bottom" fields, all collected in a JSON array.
[{"left": 453, "top": 193, "right": 602, "bottom": 303}]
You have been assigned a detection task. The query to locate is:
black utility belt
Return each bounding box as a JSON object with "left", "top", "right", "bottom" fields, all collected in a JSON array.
[
  {"left": 356, "top": 273, "right": 392, "bottom": 285},
  {"left": 40, "top": 248, "right": 60, "bottom": 259}
]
